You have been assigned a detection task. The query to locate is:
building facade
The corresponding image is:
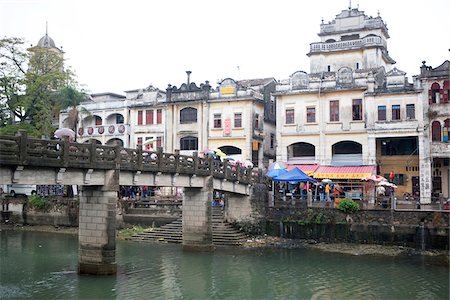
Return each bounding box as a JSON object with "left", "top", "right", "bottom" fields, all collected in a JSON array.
[
  {"left": 274, "top": 7, "right": 429, "bottom": 202},
  {"left": 418, "top": 60, "right": 450, "bottom": 199}
]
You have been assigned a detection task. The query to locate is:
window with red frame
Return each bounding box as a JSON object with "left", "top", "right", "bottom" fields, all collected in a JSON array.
[
  {"left": 156, "top": 109, "right": 162, "bottom": 124},
  {"left": 352, "top": 99, "right": 362, "bottom": 121},
  {"left": 330, "top": 100, "right": 339, "bottom": 122},
  {"left": 137, "top": 111, "right": 143, "bottom": 125},
  {"left": 146, "top": 110, "right": 153, "bottom": 125},
  {"left": 306, "top": 107, "right": 316, "bottom": 123}
]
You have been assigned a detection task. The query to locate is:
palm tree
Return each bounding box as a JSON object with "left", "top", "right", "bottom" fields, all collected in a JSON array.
[{"left": 57, "top": 86, "right": 89, "bottom": 141}]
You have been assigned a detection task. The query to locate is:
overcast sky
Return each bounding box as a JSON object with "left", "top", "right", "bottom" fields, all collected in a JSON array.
[{"left": 1, "top": 0, "right": 449, "bottom": 94}]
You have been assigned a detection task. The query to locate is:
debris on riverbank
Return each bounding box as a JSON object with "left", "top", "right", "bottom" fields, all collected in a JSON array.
[{"left": 242, "top": 235, "right": 449, "bottom": 260}]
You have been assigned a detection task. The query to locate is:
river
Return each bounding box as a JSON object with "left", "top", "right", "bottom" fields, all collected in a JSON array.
[{"left": 0, "top": 230, "right": 448, "bottom": 299}]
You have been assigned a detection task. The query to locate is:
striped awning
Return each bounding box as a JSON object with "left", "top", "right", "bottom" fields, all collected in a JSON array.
[
  {"left": 286, "top": 164, "right": 319, "bottom": 175},
  {"left": 312, "top": 165, "right": 376, "bottom": 179}
]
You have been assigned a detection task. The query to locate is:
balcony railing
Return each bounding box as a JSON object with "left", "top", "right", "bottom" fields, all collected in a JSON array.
[
  {"left": 78, "top": 124, "right": 129, "bottom": 137},
  {"left": 309, "top": 36, "right": 386, "bottom": 53}
]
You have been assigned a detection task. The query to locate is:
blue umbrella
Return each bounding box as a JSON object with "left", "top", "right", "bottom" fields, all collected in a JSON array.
[{"left": 266, "top": 168, "right": 288, "bottom": 178}]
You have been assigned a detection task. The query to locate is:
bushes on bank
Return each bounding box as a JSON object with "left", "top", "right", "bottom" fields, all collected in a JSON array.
[
  {"left": 338, "top": 198, "right": 359, "bottom": 214},
  {"left": 28, "top": 195, "right": 51, "bottom": 211}
]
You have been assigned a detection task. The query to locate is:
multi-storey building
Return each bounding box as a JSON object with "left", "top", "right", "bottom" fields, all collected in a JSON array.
[
  {"left": 60, "top": 92, "right": 131, "bottom": 147},
  {"left": 418, "top": 60, "right": 450, "bottom": 199},
  {"left": 161, "top": 75, "right": 276, "bottom": 168},
  {"left": 274, "top": 6, "right": 428, "bottom": 202}
]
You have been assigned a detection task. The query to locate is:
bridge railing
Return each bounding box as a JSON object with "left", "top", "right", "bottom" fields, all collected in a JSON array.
[{"left": 0, "top": 131, "right": 263, "bottom": 185}]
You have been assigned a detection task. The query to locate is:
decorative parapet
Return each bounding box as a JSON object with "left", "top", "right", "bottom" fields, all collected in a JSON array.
[
  {"left": 0, "top": 131, "right": 263, "bottom": 186},
  {"left": 309, "top": 35, "right": 386, "bottom": 54},
  {"left": 78, "top": 124, "right": 129, "bottom": 137}
]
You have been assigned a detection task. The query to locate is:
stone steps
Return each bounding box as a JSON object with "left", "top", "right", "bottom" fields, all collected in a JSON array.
[{"left": 128, "top": 207, "right": 247, "bottom": 246}]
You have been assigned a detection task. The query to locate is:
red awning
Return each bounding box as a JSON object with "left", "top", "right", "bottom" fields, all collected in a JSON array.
[
  {"left": 313, "top": 165, "right": 376, "bottom": 179},
  {"left": 286, "top": 164, "right": 319, "bottom": 175}
]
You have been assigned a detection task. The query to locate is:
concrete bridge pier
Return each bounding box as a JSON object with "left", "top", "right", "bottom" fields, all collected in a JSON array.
[
  {"left": 182, "top": 176, "right": 214, "bottom": 251},
  {"left": 78, "top": 171, "right": 118, "bottom": 275}
]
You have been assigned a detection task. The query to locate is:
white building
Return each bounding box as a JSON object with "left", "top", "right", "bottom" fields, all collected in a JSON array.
[{"left": 274, "top": 6, "right": 429, "bottom": 202}]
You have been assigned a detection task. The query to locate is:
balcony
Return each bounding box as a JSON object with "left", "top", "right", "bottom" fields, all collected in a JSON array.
[
  {"left": 78, "top": 124, "right": 130, "bottom": 138},
  {"left": 309, "top": 36, "right": 386, "bottom": 54},
  {"left": 430, "top": 142, "right": 450, "bottom": 157}
]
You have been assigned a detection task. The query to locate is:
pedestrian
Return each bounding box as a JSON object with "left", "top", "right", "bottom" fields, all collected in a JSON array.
[
  {"left": 318, "top": 184, "right": 325, "bottom": 202},
  {"left": 325, "top": 183, "right": 331, "bottom": 202}
]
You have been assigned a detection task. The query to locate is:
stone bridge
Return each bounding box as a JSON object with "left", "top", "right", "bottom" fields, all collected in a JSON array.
[{"left": 0, "top": 131, "right": 268, "bottom": 275}]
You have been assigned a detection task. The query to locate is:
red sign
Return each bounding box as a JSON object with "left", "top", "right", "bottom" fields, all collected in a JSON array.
[{"left": 224, "top": 118, "right": 231, "bottom": 136}]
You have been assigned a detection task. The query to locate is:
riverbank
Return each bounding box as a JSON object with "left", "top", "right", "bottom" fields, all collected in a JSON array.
[
  {"left": 243, "top": 235, "right": 449, "bottom": 263},
  {"left": 1, "top": 224, "right": 448, "bottom": 263}
]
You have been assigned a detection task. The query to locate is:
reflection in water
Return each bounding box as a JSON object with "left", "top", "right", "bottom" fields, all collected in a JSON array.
[{"left": 0, "top": 231, "right": 448, "bottom": 299}]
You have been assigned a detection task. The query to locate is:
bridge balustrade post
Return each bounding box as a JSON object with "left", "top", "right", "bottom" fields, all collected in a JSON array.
[
  {"left": 192, "top": 151, "right": 199, "bottom": 174},
  {"left": 61, "top": 136, "right": 69, "bottom": 167},
  {"left": 18, "top": 130, "right": 27, "bottom": 165},
  {"left": 208, "top": 155, "right": 213, "bottom": 175},
  {"left": 137, "top": 144, "right": 143, "bottom": 170},
  {"left": 174, "top": 149, "right": 180, "bottom": 173},
  {"left": 88, "top": 140, "right": 97, "bottom": 167},
  {"left": 157, "top": 147, "right": 163, "bottom": 169}
]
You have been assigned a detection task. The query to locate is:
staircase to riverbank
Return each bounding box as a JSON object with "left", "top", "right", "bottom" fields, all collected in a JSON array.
[{"left": 129, "top": 206, "right": 247, "bottom": 246}]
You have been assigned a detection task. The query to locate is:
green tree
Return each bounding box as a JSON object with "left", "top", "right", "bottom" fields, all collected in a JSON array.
[
  {"left": 56, "top": 85, "right": 89, "bottom": 141},
  {"left": 0, "top": 36, "right": 82, "bottom": 137}
]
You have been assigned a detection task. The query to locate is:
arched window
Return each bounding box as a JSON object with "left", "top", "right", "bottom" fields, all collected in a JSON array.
[
  {"left": 180, "top": 107, "right": 197, "bottom": 124},
  {"left": 431, "top": 121, "right": 442, "bottom": 141},
  {"left": 180, "top": 136, "right": 198, "bottom": 150},
  {"left": 430, "top": 82, "right": 440, "bottom": 104},
  {"left": 331, "top": 141, "right": 362, "bottom": 166}
]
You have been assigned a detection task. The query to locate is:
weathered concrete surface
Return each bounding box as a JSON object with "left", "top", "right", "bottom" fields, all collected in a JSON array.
[{"left": 182, "top": 176, "right": 214, "bottom": 251}]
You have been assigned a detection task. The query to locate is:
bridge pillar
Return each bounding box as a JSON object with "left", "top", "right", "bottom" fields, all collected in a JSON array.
[
  {"left": 78, "top": 171, "right": 118, "bottom": 275},
  {"left": 182, "top": 176, "right": 214, "bottom": 251}
]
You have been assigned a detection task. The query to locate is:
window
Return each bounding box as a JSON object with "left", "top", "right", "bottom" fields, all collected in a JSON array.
[
  {"left": 234, "top": 113, "right": 242, "bottom": 128},
  {"left": 214, "top": 113, "right": 222, "bottom": 128},
  {"left": 180, "top": 136, "right": 198, "bottom": 150},
  {"left": 406, "top": 104, "right": 415, "bottom": 120},
  {"left": 378, "top": 105, "right": 386, "bottom": 121},
  {"left": 381, "top": 138, "right": 418, "bottom": 156},
  {"left": 306, "top": 107, "right": 316, "bottom": 123},
  {"left": 137, "top": 111, "right": 143, "bottom": 125},
  {"left": 146, "top": 110, "right": 153, "bottom": 125},
  {"left": 384, "top": 173, "right": 405, "bottom": 186},
  {"left": 356, "top": 62, "right": 359, "bottom": 69},
  {"left": 254, "top": 113, "right": 259, "bottom": 129},
  {"left": 180, "top": 107, "right": 197, "bottom": 124},
  {"left": 432, "top": 121, "right": 441, "bottom": 141},
  {"left": 95, "top": 116, "right": 102, "bottom": 126},
  {"left": 116, "top": 114, "right": 124, "bottom": 124},
  {"left": 330, "top": 100, "right": 339, "bottom": 122},
  {"left": 392, "top": 105, "right": 401, "bottom": 120},
  {"left": 430, "top": 83, "right": 440, "bottom": 104},
  {"left": 137, "top": 137, "right": 143, "bottom": 145},
  {"left": 270, "top": 133, "right": 275, "bottom": 149},
  {"left": 156, "top": 109, "right": 162, "bottom": 124},
  {"left": 285, "top": 108, "right": 294, "bottom": 124},
  {"left": 352, "top": 99, "right": 362, "bottom": 121},
  {"left": 144, "top": 137, "right": 153, "bottom": 150},
  {"left": 327, "top": 65, "right": 331, "bottom": 72}
]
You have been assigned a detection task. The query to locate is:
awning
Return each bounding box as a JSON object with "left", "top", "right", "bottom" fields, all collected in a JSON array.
[
  {"left": 313, "top": 165, "right": 376, "bottom": 179},
  {"left": 286, "top": 164, "right": 319, "bottom": 175}
]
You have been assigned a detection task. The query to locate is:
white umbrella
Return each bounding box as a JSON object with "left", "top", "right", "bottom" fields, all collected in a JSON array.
[
  {"left": 54, "top": 128, "right": 75, "bottom": 140},
  {"left": 321, "top": 178, "right": 332, "bottom": 183}
]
